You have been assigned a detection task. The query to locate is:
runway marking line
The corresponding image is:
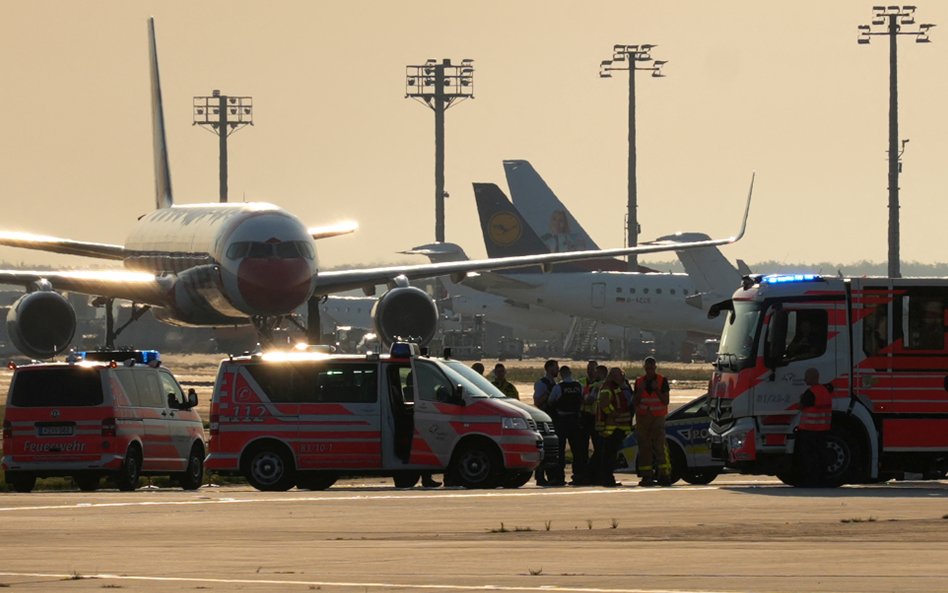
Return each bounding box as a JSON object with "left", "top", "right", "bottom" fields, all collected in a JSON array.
[
  {"left": 0, "top": 486, "right": 714, "bottom": 513},
  {"left": 0, "top": 570, "right": 744, "bottom": 593}
]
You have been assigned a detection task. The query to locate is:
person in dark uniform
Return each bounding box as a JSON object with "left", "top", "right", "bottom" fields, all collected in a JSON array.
[{"left": 546, "top": 365, "right": 584, "bottom": 486}]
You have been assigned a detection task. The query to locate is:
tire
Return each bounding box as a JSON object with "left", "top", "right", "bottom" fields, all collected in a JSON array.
[
  {"left": 116, "top": 447, "right": 142, "bottom": 491},
  {"left": 665, "top": 442, "right": 684, "bottom": 486},
  {"left": 501, "top": 470, "right": 532, "bottom": 489},
  {"left": 244, "top": 445, "right": 295, "bottom": 491},
  {"left": 7, "top": 472, "right": 36, "bottom": 493},
  {"left": 818, "top": 428, "right": 861, "bottom": 487},
  {"left": 296, "top": 472, "right": 337, "bottom": 491},
  {"left": 682, "top": 469, "right": 720, "bottom": 485},
  {"left": 393, "top": 472, "right": 421, "bottom": 489},
  {"left": 75, "top": 474, "right": 100, "bottom": 492},
  {"left": 448, "top": 442, "right": 501, "bottom": 489},
  {"left": 177, "top": 445, "right": 205, "bottom": 491},
  {"left": 777, "top": 469, "right": 803, "bottom": 487}
]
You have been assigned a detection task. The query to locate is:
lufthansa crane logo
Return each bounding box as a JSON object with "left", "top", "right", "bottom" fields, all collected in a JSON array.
[{"left": 488, "top": 211, "right": 522, "bottom": 247}]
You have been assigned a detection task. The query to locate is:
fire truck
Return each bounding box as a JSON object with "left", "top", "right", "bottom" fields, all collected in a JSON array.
[{"left": 707, "top": 274, "right": 948, "bottom": 486}]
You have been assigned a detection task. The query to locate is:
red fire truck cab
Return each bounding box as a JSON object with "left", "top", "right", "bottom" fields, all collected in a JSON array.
[
  {"left": 205, "top": 343, "right": 545, "bottom": 490},
  {"left": 708, "top": 274, "right": 948, "bottom": 487}
]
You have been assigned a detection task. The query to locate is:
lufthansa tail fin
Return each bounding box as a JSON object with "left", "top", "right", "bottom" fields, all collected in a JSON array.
[
  {"left": 473, "top": 183, "right": 549, "bottom": 259},
  {"left": 148, "top": 17, "right": 173, "bottom": 210}
]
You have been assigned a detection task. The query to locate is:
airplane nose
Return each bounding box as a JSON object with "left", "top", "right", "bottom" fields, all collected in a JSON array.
[{"left": 236, "top": 257, "right": 314, "bottom": 315}]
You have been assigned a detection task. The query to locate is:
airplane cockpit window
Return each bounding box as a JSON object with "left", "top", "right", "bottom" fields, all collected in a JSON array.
[{"left": 228, "top": 241, "right": 316, "bottom": 260}]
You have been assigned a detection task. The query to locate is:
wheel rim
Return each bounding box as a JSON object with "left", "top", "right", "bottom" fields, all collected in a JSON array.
[
  {"left": 824, "top": 437, "right": 849, "bottom": 476},
  {"left": 126, "top": 455, "right": 140, "bottom": 482},
  {"left": 459, "top": 449, "right": 491, "bottom": 483},
  {"left": 251, "top": 451, "right": 285, "bottom": 486},
  {"left": 188, "top": 454, "right": 203, "bottom": 482}
]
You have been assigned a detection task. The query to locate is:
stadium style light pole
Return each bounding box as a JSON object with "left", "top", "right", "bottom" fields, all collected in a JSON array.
[
  {"left": 406, "top": 59, "right": 475, "bottom": 243},
  {"left": 193, "top": 90, "right": 254, "bottom": 203},
  {"left": 858, "top": 6, "right": 934, "bottom": 278},
  {"left": 601, "top": 45, "right": 666, "bottom": 272}
]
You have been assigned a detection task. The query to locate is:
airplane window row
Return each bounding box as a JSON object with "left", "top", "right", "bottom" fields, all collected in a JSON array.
[
  {"left": 226, "top": 240, "right": 315, "bottom": 260},
  {"left": 614, "top": 287, "right": 689, "bottom": 296}
]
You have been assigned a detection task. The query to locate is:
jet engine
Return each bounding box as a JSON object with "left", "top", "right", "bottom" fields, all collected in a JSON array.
[
  {"left": 7, "top": 290, "right": 77, "bottom": 359},
  {"left": 371, "top": 285, "right": 438, "bottom": 347}
]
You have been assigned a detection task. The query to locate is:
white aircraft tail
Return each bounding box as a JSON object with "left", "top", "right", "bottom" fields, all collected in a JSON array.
[
  {"left": 657, "top": 232, "right": 742, "bottom": 298},
  {"left": 148, "top": 17, "right": 173, "bottom": 209}
]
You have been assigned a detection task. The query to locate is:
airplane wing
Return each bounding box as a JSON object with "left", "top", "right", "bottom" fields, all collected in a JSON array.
[
  {"left": 315, "top": 171, "right": 753, "bottom": 296},
  {"left": 0, "top": 232, "right": 126, "bottom": 260},
  {"left": 308, "top": 221, "right": 359, "bottom": 240},
  {"left": 0, "top": 270, "right": 167, "bottom": 304}
]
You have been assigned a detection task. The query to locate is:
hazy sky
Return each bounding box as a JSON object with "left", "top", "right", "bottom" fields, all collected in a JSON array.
[{"left": 1, "top": 1, "right": 946, "bottom": 271}]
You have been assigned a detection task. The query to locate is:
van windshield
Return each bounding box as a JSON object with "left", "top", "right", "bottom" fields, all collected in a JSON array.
[
  {"left": 10, "top": 367, "right": 104, "bottom": 407},
  {"left": 441, "top": 360, "right": 500, "bottom": 399}
]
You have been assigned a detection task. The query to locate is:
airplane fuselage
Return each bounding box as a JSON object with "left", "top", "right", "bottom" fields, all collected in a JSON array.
[
  {"left": 468, "top": 270, "right": 724, "bottom": 336},
  {"left": 122, "top": 203, "right": 317, "bottom": 325}
]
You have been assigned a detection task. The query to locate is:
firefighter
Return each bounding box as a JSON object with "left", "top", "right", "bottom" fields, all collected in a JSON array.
[
  {"left": 595, "top": 367, "right": 631, "bottom": 487},
  {"left": 795, "top": 367, "right": 834, "bottom": 486},
  {"left": 491, "top": 363, "right": 519, "bottom": 399},
  {"left": 633, "top": 356, "right": 671, "bottom": 487},
  {"left": 547, "top": 365, "right": 584, "bottom": 486}
]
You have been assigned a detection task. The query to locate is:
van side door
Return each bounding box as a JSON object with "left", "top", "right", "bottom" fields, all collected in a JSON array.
[
  {"left": 132, "top": 369, "right": 177, "bottom": 472},
  {"left": 158, "top": 369, "right": 197, "bottom": 470}
]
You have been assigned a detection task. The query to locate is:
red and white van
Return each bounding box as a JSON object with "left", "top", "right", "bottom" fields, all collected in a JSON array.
[
  {"left": 205, "top": 343, "right": 544, "bottom": 490},
  {"left": 2, "top": 351, "right": 206, "bottom": 492}
]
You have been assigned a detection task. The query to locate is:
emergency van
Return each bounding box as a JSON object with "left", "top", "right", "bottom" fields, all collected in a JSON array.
[
  {"left": 2, "top": 351, "right": 206, "bottom": 492},
  {"left": 205, "top": 343, "right": 545, "bottom": 491},
  {"left": 707, "top": 274, "right": 948, "bottom": 486}
]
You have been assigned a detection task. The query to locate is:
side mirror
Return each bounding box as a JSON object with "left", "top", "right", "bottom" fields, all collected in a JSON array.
[
  {"left": 187, "top": 388, "right": 198, "bottom": 409},
  {"left": 167, "top": 393, "right": 178, "bottom": 409}
]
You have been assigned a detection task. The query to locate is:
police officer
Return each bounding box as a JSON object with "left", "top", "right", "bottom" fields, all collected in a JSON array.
[
  {"left": 795, "top": 367, "right": 834, "bottom": 486},
  {"left": 595, "top": 367, "right": 631, "bottom": 487},
  {"left": 532, "top": 359, "right": 559, "bottom": 486},
  {"left": 633, "top": 356, "right": 671, "bottom": 487},
  {"left": 547, "top": 365, "right": 584, "bottom": 486}
]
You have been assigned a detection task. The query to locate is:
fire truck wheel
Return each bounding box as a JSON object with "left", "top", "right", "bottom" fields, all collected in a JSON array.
[
  {"left": 177, "top": 444, "right": 205, "bottom": 491},
  {"left": 244, "top": 444, "right": 295, "bottom": 491},
  {"left": 393, "top": 472, "right": 421, "bottom": 488},
  {"left": 501, "top": 470, "right": 532, "bottom": 488},
  {"left": 6, "top": 472, "right": 36, "bottom": 493},
  {"left": 820, "top": 428, "right": 861, "bottom": 487},
  {"left": 296, "top": 472, "right": 337, "bottom": 491},
  {"left": 116, "top": 446, "right": 142, "bottom": 491},
  {"left": 75, "top": 474, "right": 100, "bottom": 492},
  {"left": 449, "top": 441, "right": 501, "bottom": 489}
]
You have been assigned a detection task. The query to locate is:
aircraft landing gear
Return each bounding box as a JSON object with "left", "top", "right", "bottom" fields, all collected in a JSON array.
[{"left": 92, "top": 297, "right": 151, "bottom": 350}]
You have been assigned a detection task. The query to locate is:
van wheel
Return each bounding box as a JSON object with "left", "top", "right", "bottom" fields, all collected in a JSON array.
[
  {"left": 75, "top": 474, "right": 100, "bottom": 492},
  {"left": 296, "top": 472, "right": 337, "bottom": 491},
  {"left": 393, "top": 472, "right": 420, "bottom": 488},
  {"left": 177, "top": 445, "right": 205, "bottom": 491},
  {"left": 116, "top": 448, "right": 142, "bottom": 491},
  {"left": 448, "top": 442, "right": 501, "bottom": 489},
  {"left": 6, "top": 472, "right": 36, "bottom": 493},
  {"left": 245, "top": 446, "right": 295, "bottom": 491},
  {"left": 501, "top": 470, "right": 532, "bottom": 489},
  {"left": 682, "top": 468, "right": 720, "bottom": 485}
]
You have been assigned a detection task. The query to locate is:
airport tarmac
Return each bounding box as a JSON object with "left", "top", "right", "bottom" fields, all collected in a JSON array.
[{"left": 0, "top": 475, "right": 946, "bottom": 593}]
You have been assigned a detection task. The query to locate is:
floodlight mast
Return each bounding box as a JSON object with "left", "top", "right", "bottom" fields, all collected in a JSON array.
[
  {"left": 858, "top": 5, "right": 934, "bottom": 278},
  {"left": 405, "top": 59, "right": 475, "bottom": 243},
  {"left": 600, "top": 45, "right": 666, "bottom": 272},
  {"left": 193, "top": 90, "right": 254, "bottom": 203}
]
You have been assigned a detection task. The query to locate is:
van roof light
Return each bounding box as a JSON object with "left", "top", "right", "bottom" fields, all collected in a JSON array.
[{"left": 390, "top": 342, "right": 420, "bottom": 358}]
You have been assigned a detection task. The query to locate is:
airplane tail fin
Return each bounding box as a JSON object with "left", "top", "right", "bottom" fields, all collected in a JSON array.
[
  {"left": 503, "top": 160, "right": 600, "bottom": 250},
  {"left": 148, "top": 17, "right": 173, "bottom": 209},
  {"left": 658, "top": 231, "right": 742, "bottom": 299},
  {"left": 473, "top": 183, "right": 550, "bottom": 259}
]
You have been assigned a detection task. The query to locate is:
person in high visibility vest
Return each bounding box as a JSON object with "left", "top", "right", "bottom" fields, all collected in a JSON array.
[
  {"left": 595, "top": 367, "right": 632, "bottom": 487},
  {"left": 632, "top": 356, "right": 671, "bottom": 487},
  {"left": 795, "top": 367, "right": 834, "bottom": 486}
]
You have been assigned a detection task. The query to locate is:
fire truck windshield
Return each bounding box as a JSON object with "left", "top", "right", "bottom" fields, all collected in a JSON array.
[{"left": 717, "top": 301, "right": 762, "bottom": 371}]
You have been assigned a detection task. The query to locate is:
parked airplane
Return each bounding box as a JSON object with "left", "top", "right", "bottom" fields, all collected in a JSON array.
[
  {"left": 0, "top": 19, "right": 746, "bottom": 359},
  {"left": 469, "top": 182, "right": 753, "bottom": 339}
]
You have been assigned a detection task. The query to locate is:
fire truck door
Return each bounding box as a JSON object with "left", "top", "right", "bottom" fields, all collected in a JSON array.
[{"left": 759, "top": 302, "right": 840, "bottom": 417}]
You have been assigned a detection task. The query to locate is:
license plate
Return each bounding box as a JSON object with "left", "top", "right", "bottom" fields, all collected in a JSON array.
[{"left": 38, "top": 425, "right": 74, "bottom": 436}]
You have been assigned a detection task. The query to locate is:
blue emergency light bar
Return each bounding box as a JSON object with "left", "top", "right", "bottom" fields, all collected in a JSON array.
[
  {"left": 78, "top": 350, "right": 161, "bottom": 364},
  {"left": 390, "top": 342, "right": 420, "bottom": 358},
  {"left": 761, "top": 274, "right": 823, "bottom": 284}
]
